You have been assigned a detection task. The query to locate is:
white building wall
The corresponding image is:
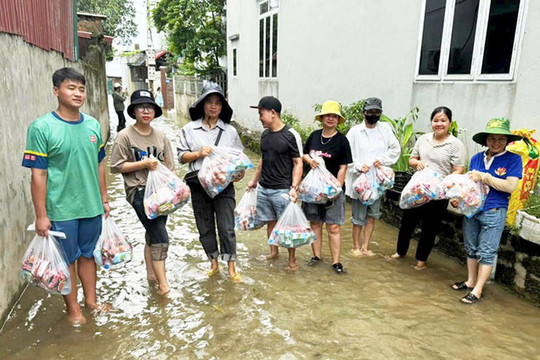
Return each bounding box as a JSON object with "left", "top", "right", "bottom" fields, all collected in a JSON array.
[{"left": 227, "top": 0, "right": 540, "bottom": 156}]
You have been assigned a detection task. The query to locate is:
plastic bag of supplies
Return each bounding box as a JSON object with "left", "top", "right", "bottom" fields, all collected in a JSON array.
[
  {"left": 234, "top": 189, "right": 264, "bottom": 230},
  {"left": 268, "top": 201, "right": 316, "bottom": 248},
  {"left": 93, "top": 215, "right": 133, "bottom": 269},
  {"left": 399, "top": 167, "right": 443, "bottom": 209},
  {"left": 440, "top": 174, "right": 490, "bottom": 218},
  {"left": 298, "top": 156, "right": 342, "bottom": 204}
]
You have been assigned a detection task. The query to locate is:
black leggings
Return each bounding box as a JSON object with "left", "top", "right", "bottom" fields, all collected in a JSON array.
[{"left": 396, "top": 200, "right": 448, "bottom": 262}]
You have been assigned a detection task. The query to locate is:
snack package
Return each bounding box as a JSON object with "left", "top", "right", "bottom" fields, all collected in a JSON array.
[
  {"left": 399, "top": 167, "right": 443, "bottom": 209},
  {"left": 198, "top": 146, "right": 253, "bottom": 198},
  {"left": 144, "top": 156, "right": 191, "bottom": 219},
  {"left": 93, "top": 215, "right": 133, "bottom": 269},
  {"left": 268, "top": 201, "right": 316, "bottom": 248},
  {"left": 20, "top": 234, "right": 71, "bottom": 295},
  {"left": 440, "top": 174, "right": 490, "bottom": 218},
  {"left": 298, "top": 156, "right": 342, "bottom": 204},
  {"left": 352, "top": 166, "right": 395, "bottom": 205},
  {"left": 235, "top": 189, "right": 264, "bottom": 230}
]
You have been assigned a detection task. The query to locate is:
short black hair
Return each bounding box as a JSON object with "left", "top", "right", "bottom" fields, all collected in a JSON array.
[
  {"left": 52, "top": 67, "right": 86, "bottom": 88},
  {"left": 431, "top": 106, "right": 452, "bottom": 122}
]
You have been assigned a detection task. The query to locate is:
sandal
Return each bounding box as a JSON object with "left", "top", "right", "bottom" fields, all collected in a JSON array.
[
  {"left": 461, "top": 292, "right": 481, "bottom": 304},
  {"left": 308, "top": 256, "right": 321, "bottom": 266},
  {"left": 451, "top": 281, "right": 472, "bottom": 291},
  {"left": 332, "top": 263, "right": 345, "bottom": 273},
  {"left": 229, "top": 273, "right": 243, "bottom": 283},
  {"left": 207, "top": 267, "right": 220, "bottom": 277}
]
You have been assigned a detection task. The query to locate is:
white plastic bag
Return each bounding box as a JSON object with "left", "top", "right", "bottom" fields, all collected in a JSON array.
[
  {"left": 144, "top": 156, "right": 191, "bottom": 219},
  {"left": 268, "top": 201, "right": 316, "bottom": 248},
  {"left": 440, "top": 174, "right": 490, "bottom": 218},
  {"left": 234, "top": 189, "right": 264, "bottom": 230},
  {"left": 399, "top": 167, "right": 443, "bottom": 209},
  {"left": 298, "top": 156, "right": 342, "bottom": 204},
  {"left": 352, "top": 166, "right": 395, "bottom": 205},
  {"left": 198, "top": 146, "right": 253, "bottom": 198},
  {"left": 93, "top": 215, "right": 133, "bottom": 269},
  {"left": 20, "top": 233, "right": 71, "bottom": 295}
]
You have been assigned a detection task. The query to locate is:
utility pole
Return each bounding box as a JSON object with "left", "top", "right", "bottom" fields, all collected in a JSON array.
[{"left": 145, "top": 0, "right": 156, "bottom": 92}]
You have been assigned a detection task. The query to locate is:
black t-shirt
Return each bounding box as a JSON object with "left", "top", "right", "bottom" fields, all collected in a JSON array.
[
  {"left": 260, "top": 125, "right": 302, "bottom": 189},
  {"left": 303, "top": 129, "right": 353, "bottom": 177}
]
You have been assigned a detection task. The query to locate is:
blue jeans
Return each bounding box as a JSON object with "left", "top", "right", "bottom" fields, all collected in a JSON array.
[
  {"left": 463, "top": 208, "right": 507, "bottom": 266},
  {"left": 257, "top": 186, "right": 290, "bottom": 222}
]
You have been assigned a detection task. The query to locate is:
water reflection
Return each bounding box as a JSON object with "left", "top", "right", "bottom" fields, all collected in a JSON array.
[{"left": 1, "top": 114, "right": 539, "bottom": 359}]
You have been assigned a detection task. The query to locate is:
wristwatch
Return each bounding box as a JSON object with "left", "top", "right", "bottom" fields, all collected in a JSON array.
[{"left": 290, "top": 185, "right": 298, "bottom": 191}]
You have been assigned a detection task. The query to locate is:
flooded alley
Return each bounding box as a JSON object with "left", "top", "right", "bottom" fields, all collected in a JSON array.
[{"left": 1, "top": 114, "right": 539, "bottom": 360}]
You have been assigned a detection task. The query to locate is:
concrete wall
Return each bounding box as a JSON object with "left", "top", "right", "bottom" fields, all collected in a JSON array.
[
  {"left": 227, "top": 0, "right": 540, "bottom": 156},
  {"left": 0, "top": 32, "right": 109, "bottom": 325}
]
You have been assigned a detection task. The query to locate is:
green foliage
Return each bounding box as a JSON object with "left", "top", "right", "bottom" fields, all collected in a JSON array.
[
  {"left": 313, "top": 100, "right": 366, "bottom": 135},
  {"left": 78, "top": 0, "right": 137, "bottom": 45},
  {"left": 281, "top": 112, "right": 315, "bottom": 143},
  {"left": 381, "top": 107, "right": 420, "bottom": 172},
  {"left": 523, "top": 184, "right": 540, "bottom": 218},
  {"left": 152, "top": 0, "right": 226, "bottom": 76}
]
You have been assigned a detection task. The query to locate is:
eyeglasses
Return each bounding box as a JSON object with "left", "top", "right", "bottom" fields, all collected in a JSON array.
[{"left": 135, "top": 105, "right": 155, "bottom": 112}]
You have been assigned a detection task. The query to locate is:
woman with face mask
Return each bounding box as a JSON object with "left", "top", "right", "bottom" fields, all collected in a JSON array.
[
  {"left": 451, "top": 118, "right": 522, "bottom": 304},
  {"left": 345, "top": 98, "right": 401, "bottom": 257},
  {"left": 391, "top": 106, "right": 466, "bottom": 269}
]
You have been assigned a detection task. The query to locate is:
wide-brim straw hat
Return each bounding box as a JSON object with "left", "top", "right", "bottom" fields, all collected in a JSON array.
[
  {"left": 189, "top": 82, "right": 233, "bottom": 123},
  {"left": 472, "top": 118, "right": 522, "bottom": 146},
  {"left": 315, "top": 100, "right": 345, "bottom": 124},
  {"left": 127, "top": 89, "right": 163, "bottom": 119}
]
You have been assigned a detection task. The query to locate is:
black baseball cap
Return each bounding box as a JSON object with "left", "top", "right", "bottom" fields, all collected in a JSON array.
[
  {"left": 250, "top": 96, "right": 282, "bottom": 113},
  {"left": 364, "top": 97, "right": 383, "bottom": 111}
]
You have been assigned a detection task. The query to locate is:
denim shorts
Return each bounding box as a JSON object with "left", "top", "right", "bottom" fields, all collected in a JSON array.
[
  {"left": 51, "top": 215, "right": 102, "bottom": 264},
  {"left": 350, "top": 197, "right": 382, "bottom": 226},
  {"left": 463, "top": 207, "right": 507, "bottom": 266},
  {"left": 257, "top": 185, "right": 290, "bottom": 222},
  {"left": 301, "top": 192, "right": 345, "bottom": 225}
]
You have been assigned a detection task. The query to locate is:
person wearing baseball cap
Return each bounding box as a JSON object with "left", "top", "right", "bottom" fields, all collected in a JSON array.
[
  {"left": 111, "top": 89, "right": 175, "bottom": 295},
  {"left": 177, "top": 82, "right": 245, "bottom": 283},
  {"left": 451, "top": 118, "right": 522, "bottom": 304},
  {"left": 112, "top": 82, "right": 127, "bottom": 132},
  {"left": 247, "top": 96, "right": 304, "bottom": 271},
  {"left": 345, "top": 97, "right": 400, "bottom": 258}
]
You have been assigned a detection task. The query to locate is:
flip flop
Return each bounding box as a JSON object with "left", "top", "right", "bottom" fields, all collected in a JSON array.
[
  {"left": 229, "top": 273, "right": 243, "bottom": 283},
  {"left": 207, "top": 267, "right": 220, "bottom": 277},
  {"left": 461, "top": 292, "right": 481, "bottom": 304},
  {"left": 452, "top": 281, "right": 472, "bottom": 291}
]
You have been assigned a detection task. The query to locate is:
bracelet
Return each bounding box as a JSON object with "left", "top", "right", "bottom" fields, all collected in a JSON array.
[{"left": 290, "top": 185, "right": 298, "bottom": 191}]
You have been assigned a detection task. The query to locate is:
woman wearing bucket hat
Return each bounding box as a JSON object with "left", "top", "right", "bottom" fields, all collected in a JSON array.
[
  {"left": 302, "top": 101, "right": 353, "bottom": 273},
  {"left": 391, "top": 106, "right": 466, "bottom": 270},
  {"left": 451, "top": 118, "right": 522, "bottom": 304},
  {"left": 345, "top": 97, "right": 400, "bottom": 258},
  {"left": 177, "top": 82, "right": 244, "bottom": 283},
  {"left": 110, "top": 89, "right": 174, "bottom": 295}
]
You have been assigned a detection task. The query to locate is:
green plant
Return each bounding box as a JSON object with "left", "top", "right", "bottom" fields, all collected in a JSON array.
[
  {"left": 381, "top": 107, "right": 420, "bottom": 172},
  {"left": 313, "top": 100, "right": 366, "bottom": 135},
  {"left": 281, "top": 111, "right": 315, "bottom": 142},
  {"left": 523, "top": 186, "right": 540, "bottom": 218}
]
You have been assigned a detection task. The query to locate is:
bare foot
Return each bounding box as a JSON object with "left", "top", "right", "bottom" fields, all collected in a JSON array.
[
  {"left": 361, "top": 249, "right": 376, "bottom": 257},
  {"left": 157, "top": 286, "right": 171, "bottom": 295},
  {"left": 266, "top": 253, "right": 279, "bottom": 260},
  {"left": 86, "top": 302, "right": 112, "bottom": 312},
  {"left": 350, "top": 249, "right": 363, "bottom": 258},
  {"left": 147, "top": 275, "right": 158, "bottom": 282},
  {"left": 67, "top": 312, "right": 87, "bottom": 325},
  {"left": 414, "top": 264, "right": 427, "bottom": 271},
  {"left": 287, "top": 262, "right": 299, "bottom": 271},
  {"left": 390, "top": 253, "right": 401, "bottom": 259}
]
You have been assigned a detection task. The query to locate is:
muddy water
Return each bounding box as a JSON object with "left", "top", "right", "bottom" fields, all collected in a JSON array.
[{"left": 1, "top": 114, "right": 539, "bottom": 360}]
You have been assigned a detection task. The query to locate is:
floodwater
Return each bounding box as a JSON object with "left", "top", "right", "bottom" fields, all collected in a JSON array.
[{"left": 1, "top": 112, "right": 539, "bottom": 360}]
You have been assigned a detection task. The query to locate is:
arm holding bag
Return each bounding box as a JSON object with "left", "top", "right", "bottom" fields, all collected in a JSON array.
[
  {"left": 399, "top": 167, "right": 443, "bottom": 209},
  {"left": 93, "top": 215, "right": 133, "bottom": 268},
  {"left": 198, "top": 146, "right": 253, "bottom": 198},
  {"left": 268, "top": 201, "right": 316, "bottom": 248},
  {"left": 440, "top": 174, "right": 490, "bottom": 218},
  {"left": 298, "top": 156, "right": 342, "bottom": 204},
  {"left": 21, "top": 234, "right": 71, "bottom": 295},
  {"left": 234, "top": 189, "right": 264, "bottom": 230},
  {"left": 144, "top": 156, "right": 191, "bottom": 219}
]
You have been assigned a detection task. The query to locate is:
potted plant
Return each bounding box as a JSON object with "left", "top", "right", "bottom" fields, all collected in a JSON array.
[
  {"left": 381, "top": 107, "right": 420, "bottom": 192},
  {"left": 516, "top": 184, "right": 540, "bottom": 244}
]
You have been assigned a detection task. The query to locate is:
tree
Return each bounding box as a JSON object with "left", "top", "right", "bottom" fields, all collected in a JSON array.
[
  {"left": 152, "top": 0, "right": 226, "bottom": 76},
  {"left": 78, "top": 0, "right": 138, "bottom": 45}
]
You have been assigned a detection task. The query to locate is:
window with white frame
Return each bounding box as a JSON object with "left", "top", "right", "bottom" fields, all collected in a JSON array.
[
  {"left": 259, "top": 0, "right": 278, "bottom": 78},
  {"left": 416, "top": 0, "right": 525, "bottom": 81}
]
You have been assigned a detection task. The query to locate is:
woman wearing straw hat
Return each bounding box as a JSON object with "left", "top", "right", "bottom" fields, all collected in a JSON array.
[
  {"left": 302, "top": 101, "right": 353, "bottom": 273},
  {"left": 111, "top": 89, "right": 174, "bottom": 295},
  {"left": 177, "top": 83, "right": 244, "bottom": 283},
  {"left": 346, "top": 98, "right": 400, "bottom": 258},
  {"left": 451, "top": 118, "right": 522, "bottom": 304}
]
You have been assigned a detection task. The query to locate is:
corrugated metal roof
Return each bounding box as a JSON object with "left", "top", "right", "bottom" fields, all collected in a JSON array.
[{"left": 0, "top": 0, "right": 75, "bottom": 60}]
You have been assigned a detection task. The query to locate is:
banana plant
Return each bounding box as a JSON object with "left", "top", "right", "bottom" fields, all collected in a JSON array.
[{"left": 381, "top": 107, "right": 420, "bottom": 172}]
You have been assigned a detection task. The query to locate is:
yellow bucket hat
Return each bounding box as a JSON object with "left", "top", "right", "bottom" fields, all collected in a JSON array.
[{"left": 315, "top": 100, "right": 345, "bottom": 124}]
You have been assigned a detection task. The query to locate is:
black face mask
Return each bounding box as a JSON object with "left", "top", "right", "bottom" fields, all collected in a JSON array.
[{"left": 365, "top": 114, "right": 380, "bottom": 124}]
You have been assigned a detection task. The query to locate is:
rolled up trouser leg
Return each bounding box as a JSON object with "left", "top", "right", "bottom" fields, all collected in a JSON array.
[{"left": 151, "top": 243, "right": 169, "bottom": 261}]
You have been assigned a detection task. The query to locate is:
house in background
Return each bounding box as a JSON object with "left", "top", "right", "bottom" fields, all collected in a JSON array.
[{"left": 226, "top": 0, "right": 539, "bottom": 156}]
